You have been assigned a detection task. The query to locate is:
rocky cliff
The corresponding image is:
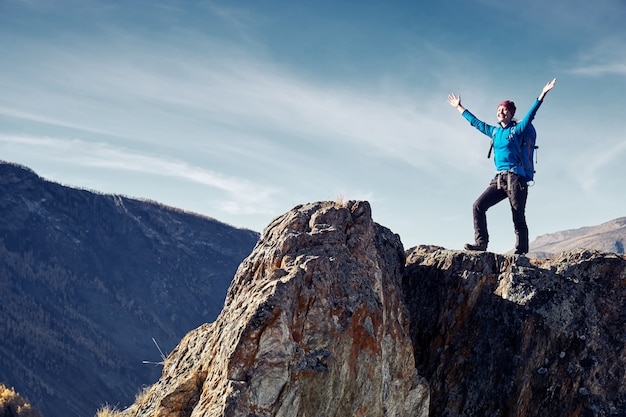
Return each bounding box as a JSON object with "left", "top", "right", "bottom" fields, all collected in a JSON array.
[
  {"left": 121, "top": 200, "right": 428, "bottom": 417},
  {"left": 115, "top": 201, "right": 626, "bottom": 417},
  {"left": 404, "top": 246, "right": 625, "bottom": 417}
]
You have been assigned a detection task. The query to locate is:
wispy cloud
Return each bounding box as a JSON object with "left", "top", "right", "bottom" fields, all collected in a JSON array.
[
  {"left": 0, "top": 134, "right": 280, "bottom": 214},
  {"left": 566, "top": 37, "right": 626, "bottom": 77},
  {"left": 571, "top": 138, "right": 626, "bottom": 190},
  {"left": 1, "top": 29, "right": 481, "bottom": 179},
  {"left": 568, "top": 62, "right": 626, "bottom": 77}
]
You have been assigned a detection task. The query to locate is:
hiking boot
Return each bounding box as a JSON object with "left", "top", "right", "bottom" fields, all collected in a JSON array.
[{"left": 464, "top": 243, "right": 487, "bottom": 251}]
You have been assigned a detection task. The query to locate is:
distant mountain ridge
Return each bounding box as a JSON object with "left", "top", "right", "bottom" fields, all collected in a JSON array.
[
  {"left": 0, "top": 161, "right": 259, "bottom": 417},
  {"left": 528, "top": 217, "right": 626, "bottom": 258}
]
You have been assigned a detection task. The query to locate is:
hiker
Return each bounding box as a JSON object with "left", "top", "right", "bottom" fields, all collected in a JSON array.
[{"left": 447, "top": 78, "right": 556, "bottom": 255}]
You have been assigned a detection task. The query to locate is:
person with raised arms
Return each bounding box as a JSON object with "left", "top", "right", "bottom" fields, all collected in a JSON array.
[{"left": 447, "top": 78, "right": 556, "bottom": 255}]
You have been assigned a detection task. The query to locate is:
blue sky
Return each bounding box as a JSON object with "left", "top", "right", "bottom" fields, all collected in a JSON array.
[{"left": 1, "top": 0, "right": 625, "bottom": 253}]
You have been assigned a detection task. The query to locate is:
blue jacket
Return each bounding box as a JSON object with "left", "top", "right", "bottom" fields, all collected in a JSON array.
[{"left": 462, "top": 99, "right": 543, "bottom": 176}]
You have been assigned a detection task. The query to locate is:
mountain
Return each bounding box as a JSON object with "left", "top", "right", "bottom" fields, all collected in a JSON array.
[
  {"left": 112, "top": 201, "right": 625, "bottom": 417},
  {"left": 528, "top": 217, "right": 626, "bottom": 258},
  {"left": 0, "top": 161, "right": 259, "bottom": 417}
]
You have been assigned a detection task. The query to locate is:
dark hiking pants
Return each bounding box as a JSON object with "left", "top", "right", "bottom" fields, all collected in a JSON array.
[{"left": 472, "top": 171, "right": 529, "bottom": 254}]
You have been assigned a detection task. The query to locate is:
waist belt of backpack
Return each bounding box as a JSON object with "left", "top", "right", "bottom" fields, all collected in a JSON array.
[{"left": 496, "top": 170, "right": 514, "bottom": 190}]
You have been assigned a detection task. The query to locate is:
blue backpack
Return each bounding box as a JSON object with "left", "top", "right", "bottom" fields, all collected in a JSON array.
[{"left": 519, "top": 124, "right": 537, "bottom": 182}]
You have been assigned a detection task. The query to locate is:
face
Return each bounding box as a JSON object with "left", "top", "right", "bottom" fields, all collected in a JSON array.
[{"left": 497, "top": 105, "right": 514, "bottom": 125}]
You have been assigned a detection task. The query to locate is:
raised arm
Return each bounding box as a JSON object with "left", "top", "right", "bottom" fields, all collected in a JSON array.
[
  {"left": 448, "top": 93, "right": 466, "bottom": 113},
  {"left": 449, "top": 93, "right": 495, "bottom": 138},
  {"left": 538, "top": 78, "right": 557, "bottom": 101},
  {"left": 514, "top": 78, "right": 557, "bottom": 134}
]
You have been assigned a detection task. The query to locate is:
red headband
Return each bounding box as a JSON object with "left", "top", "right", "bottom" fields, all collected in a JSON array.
[{"left": 498, "top": 100, "right": 516, "bottom": 115}]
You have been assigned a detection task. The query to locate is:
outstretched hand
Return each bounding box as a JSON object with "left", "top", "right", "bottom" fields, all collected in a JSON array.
[
  {"left": 448, "top": 93, "right": 465, "bottom": 113},
  {"left": 539, "top": 78, "right": 557, "bottom": 101},
  {"left": 448, "top": 93, "right": 461, "bottom": 108}
]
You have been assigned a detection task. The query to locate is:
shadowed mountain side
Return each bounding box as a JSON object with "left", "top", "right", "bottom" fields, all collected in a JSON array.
[{"left": 0, "top": 161, "right": 259, "bottom": 417}]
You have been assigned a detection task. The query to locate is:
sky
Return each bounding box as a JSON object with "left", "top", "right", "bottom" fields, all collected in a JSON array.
[{"left": 1, "top": 0, "right": 625, "bottom": 254}]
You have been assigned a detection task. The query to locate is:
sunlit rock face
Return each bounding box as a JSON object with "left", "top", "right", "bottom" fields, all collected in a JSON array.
[{"left": 123, "top": 201, "right": 429, "bottom": 417}]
